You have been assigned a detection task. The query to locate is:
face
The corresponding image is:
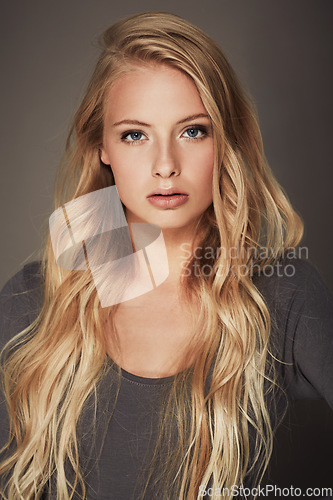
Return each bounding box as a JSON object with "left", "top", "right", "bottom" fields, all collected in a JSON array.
[{"left": 100, "top": 64, "right": 214, "bottom": 237}]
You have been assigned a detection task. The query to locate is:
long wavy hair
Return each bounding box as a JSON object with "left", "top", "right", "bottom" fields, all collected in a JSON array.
[{"left": 0, "top": 11, "right": 303, "bottom": 499}]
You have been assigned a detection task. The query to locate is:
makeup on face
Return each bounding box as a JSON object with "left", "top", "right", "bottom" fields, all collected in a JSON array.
[
  {"left": 147, "top": 187, "right": 189, "bottom": 209},
  {"left": 100, "top": 64, "right": 214, "bottom": 233}
]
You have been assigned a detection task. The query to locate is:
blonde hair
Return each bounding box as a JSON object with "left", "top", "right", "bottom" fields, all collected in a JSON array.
[{"left": 0, "top": 12, "right": 303, "bottom": 499}]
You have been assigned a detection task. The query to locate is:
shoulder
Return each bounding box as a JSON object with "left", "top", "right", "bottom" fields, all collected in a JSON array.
[
  {"left": 254, "top": 257, "right": 333, "bottom": 406},
  {"left": 253, "top": 256, "right": 330, "bottom": 298},
  {"left": 254, "top": 257, "right": 332, "bottom": 325},
  {"left": 0, "top": 261, "right": 44, "bottom": 350}
]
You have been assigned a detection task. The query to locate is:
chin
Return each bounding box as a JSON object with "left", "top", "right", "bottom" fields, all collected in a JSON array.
[
  {"left": 154, "top": 216, "right": 200, "bottom": 234},
  {"left": 126, "top": 207, "right": 201, "bottom": 232}
]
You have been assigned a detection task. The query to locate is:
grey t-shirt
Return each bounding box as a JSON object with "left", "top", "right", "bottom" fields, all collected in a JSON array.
[{"left": 0, "top": 259, "right": 332, "bottom": 498}]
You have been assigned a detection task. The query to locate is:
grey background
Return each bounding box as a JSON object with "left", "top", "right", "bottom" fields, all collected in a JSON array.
[
  {"left": 1, "top": 0, "right": 332, "bottom": 491},
  {"left": 1, "top": 0, "right": 332, "bottom": 290}
]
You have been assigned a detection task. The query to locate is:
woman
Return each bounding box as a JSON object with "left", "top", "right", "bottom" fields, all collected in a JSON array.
[{"left": 0, "top": 11, "right": 332, "bottom": 500}]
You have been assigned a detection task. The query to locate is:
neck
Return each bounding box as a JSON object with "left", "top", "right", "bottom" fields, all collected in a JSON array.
[
  {"left": 126, "top": 213, "right": 202, "bottom": 286},
  {"left": 160, "top": 229, "right": 192, "bottom": 283}
]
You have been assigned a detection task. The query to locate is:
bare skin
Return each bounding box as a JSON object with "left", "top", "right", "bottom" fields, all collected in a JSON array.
[
  {"left": 104, "top": 232, "right": 201, "bottom": 378},
  {"left": 100, "top": 64, "right": 214, "bottom": 377},
  {"left": 107, "top": 279, "right": 195, "bottom": 378}
]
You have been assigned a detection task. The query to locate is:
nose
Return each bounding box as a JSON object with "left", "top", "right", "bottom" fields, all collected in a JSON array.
[{"left": 151, "top": 139, "right": 181, "bottom": 178}]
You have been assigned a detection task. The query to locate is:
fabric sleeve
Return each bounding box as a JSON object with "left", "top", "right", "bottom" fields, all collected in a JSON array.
[
  {"left": 0, "top": 262, "right": 43, "bottom": 351},
  {"left": 0, "top": 262, "right": 43, "bottom": 450},
  {"left": 288, "top": 259, "right": 333, "bottom": 407},
  {"left": 256, "top": 258, "right": 333, "bottom": 409}
]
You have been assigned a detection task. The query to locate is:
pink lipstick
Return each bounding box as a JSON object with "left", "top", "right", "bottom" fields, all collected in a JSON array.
[{"left": 147, "top": 187, "right": 189, "bottom": 209}]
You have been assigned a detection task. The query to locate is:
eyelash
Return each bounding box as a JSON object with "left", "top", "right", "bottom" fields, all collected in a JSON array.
[{"left": 120, "top": 125, "right": 209, "bottom": 145}]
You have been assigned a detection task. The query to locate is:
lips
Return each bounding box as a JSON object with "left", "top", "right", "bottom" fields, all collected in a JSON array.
[
  {"left": 147, "top": 187, "right": 189, "bottom": 209},
  {"left": 147, "top": 187, "right": 189, "bottom": 197}
]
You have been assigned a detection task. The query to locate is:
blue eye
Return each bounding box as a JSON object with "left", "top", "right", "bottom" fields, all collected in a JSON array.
[
  {"left": 122, "top": 131, "right": 144, "bottom": 141},
  {"left": 185, "top": 128, "right": 199, "bottom": 137},
  {"left": 182, "top": 127, "right": 206, "bottom": 139}
]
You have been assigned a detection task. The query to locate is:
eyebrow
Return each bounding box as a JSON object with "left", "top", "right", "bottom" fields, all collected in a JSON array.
[{"left": 112, "top": 113, "right": 210, "bottom": 127}]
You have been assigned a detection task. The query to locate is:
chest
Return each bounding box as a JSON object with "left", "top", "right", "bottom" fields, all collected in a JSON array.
[{"left": 104, "top": 286, "right": 197, "bottom": 377}]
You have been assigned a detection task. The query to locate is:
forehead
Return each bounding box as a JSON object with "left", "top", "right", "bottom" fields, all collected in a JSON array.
[{"left": 103, "top": 64, "right": 206, "bottom": 121}]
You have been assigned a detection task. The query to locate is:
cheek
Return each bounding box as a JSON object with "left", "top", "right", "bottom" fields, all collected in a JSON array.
[
  {"left": 107, "top": 152, "right": 136, "bottom": 190},
  {"left": 191, "top": 140, "right": 214, "bottom": 168},
  {"left": 191, "top": 150, "right": 214, "bottom": 189},
  {"left": 111, "top": 167, "right": 142, "bottom": 206}
]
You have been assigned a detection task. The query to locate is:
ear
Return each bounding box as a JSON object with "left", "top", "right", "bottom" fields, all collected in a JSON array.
[{"left": 99, "top": 145, "right": 110, "bottom": 165}]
